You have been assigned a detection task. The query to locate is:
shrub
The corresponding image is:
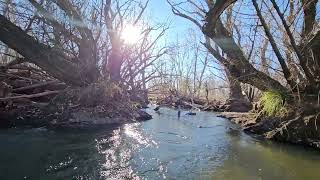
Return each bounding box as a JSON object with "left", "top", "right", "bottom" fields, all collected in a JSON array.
[{"left": 260, "top": 90, "right": 287, "bottom": 116}]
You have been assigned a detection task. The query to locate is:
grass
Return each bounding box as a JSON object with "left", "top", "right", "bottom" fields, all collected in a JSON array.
[{"left": 260, "top": 90, "right": 287, "bottom": 116}]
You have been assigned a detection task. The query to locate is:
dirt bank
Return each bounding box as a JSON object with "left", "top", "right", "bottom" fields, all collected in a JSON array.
[
  {"left": 152, "top": 94, "right": 251, "bottom": 112},
  {"left": 217, "top": 111, "right": 320, "bottom": 149},
  {"left": 0, "top": 83, "right": 152, "bottom": 129}
]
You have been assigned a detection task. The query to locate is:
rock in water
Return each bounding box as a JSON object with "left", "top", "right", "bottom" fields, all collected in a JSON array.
[
  {"left": 186, "top": 112, "right": 196, "bottom": 115},
  {"left": 154, "top": 106, "right": 160, "bottom": 111},
  {"left": 137, "top": 110, "right": 152, "bottom": 121}
]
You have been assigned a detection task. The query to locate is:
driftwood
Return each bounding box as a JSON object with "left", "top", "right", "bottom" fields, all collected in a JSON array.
[
  {"left": 182, "top": 101, "right": 202, "bottom": 111},
  {"left": 0, "top": 72, "right": 37, "bottom": 82},
  {"left": 0, "top": 57, "right": 25, "bottom": 69},
  {"left": 0, "top": 59, "right": 66, "bottom": 109},
  {"left": 12, "top": 80, "right": 59, "bottom": 93},
  {"left": 0, "top": 90, "right": 61, "bottom": 101}
]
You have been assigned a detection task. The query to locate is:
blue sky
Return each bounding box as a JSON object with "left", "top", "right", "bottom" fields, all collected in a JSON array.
[{"left": 147, "top": 0, "right": 199, "bottom": 43}]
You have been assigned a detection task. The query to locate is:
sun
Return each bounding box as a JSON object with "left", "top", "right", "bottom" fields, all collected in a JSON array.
[{"left": 121, "top": 24, "right": 141, "bottom": 44}]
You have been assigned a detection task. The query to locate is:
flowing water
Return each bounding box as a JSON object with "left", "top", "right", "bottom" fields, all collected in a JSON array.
[{"left": 0, "top": 107, "right": 319, "bottom": 180}]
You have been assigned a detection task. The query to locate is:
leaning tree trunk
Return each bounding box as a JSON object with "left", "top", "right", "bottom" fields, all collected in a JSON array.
[
  {"left": 203, "top": 18, "right": 288, "bottom": 93},
  {"left": 225, "top": 69, "right": 252, "bottom": 112},
  {"left": 301, "top": 0, "right": 320, "bottom": 93},
  {"left": 203, "top": 0, "right": 319, "bottom": 96},
  {"left": 0, "top": 15, "right": 85, "bottom": 86},
  {"left": 202, "top": 1, "right": 288, "bottom": 93}
]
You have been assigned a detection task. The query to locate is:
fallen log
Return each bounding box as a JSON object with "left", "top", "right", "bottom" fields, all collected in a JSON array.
[
  {"left": 181, "top": 101, "right": 202, "bottom": 111},
  {"left": 12, "top": 80, "right": 59, "bottom": 93},
  {"left": 0, "top": 72, "right": 37, "bottom": 82},
  {"left": 0, "top": 57, "right": 26, "bottom": 70},
  {"left": 0, "top": 90, "right": 61, "bottom": 101}
]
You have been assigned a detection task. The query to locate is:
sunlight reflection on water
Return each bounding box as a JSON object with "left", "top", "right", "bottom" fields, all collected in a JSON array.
[
  {"left": 1, "top": 107, "right": 320, "bottom": 180},
  {"left": 93, "top": 107, "right": 232, "bottom": 179},
  {"left": 97, "top": 123, "right": 158, "bottom": 179},
  {"left": 124, "top": 123, "right": 158, "bottom": 147},
  {"left": 98, "top": 128, "right": 138, "bottom": 179}
]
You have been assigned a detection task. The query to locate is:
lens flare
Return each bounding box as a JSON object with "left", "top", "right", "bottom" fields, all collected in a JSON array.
[{"left": 121, "top": 24, "right": 141, "bottom": 44}]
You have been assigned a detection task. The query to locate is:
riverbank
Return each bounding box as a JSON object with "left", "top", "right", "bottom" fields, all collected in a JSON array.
[
  {"left": 217, "top": 111, "right": 320, "bottom": 149},
  {"left": 0, "top": 103, "right": 152, "bottom": 130},
  {"left": 151, "top": 93, "right": 251, "bottom": 112},
  {"left": 0, "top": 82, "right": 152, "bottom": 129}
]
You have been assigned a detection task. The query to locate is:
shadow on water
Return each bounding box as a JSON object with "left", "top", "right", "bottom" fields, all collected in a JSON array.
[{"left": 0, "top": 106, "right": 319, "bottom": 180}]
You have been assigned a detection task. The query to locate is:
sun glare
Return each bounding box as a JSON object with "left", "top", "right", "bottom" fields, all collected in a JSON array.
[{"left": 121, "top": 24, "right": 141, "bottom": 44}]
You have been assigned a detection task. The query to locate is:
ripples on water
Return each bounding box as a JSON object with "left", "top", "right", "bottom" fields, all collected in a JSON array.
[{"left": 0, "top": 107, "right": 319, "bottom": 180}]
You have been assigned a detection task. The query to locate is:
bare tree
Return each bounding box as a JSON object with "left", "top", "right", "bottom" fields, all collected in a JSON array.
[{"left": 167, "top": 0, "right": 251, "bottom": 111}]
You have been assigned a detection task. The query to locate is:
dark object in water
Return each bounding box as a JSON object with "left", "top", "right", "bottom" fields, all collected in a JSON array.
[
  {"left": 186, "top": 112, "right": 196, "bottom": 115},
  {"left": 227, "top": 127, "right": 240, "bottom": 135},
  {"left": 154, "top": 106, "right": 160, "bottom": 111},
  {"left": 178, "top": 110, "right": 181, "bottom": 118}
]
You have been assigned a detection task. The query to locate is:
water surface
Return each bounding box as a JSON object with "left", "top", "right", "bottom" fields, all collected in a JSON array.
[{"left": 0, "top": 107, "right": 319, "bottom": 179}]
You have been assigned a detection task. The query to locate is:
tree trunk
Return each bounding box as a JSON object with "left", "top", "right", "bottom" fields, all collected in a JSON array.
[
  {"left": 0, "top": 15, "right": 84, "bottom": 86},
  {"left": 203, "top": 18, "right": 288, "bottom": 93},
  {"left": 107, "top": 37, "right": 123, "bottom": 81},
  {"left": 225, "top": 69, "right": 251, "bottom": 112},
  {"left": 227, "top": 70, "right": 244, "bottom": 100},
  {"left": 260, "top": 38, "right": 270, "bottom": 75},
  {"left": 301, "top": 0, "right": 320, "bottom": 92}
]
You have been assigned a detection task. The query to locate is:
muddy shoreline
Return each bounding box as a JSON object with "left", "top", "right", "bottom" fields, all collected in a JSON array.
[
  {"left": 0, "top": 105, "right": 152, "bottom": 130},
  {"left": 217, "top": 112, "right": 320, "bottom": 149}
]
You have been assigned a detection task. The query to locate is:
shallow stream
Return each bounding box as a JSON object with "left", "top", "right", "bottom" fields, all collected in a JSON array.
[{"left": 0, "top": 107, "right": 319, "bottom": 179}]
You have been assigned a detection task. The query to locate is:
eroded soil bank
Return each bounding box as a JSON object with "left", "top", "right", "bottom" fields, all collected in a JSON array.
[
  {"left": 0, "top": 83, "right": 152, "bottom": 130},
  {"left": 218, "top": 111, "right": 320, "bottom": 149}
]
